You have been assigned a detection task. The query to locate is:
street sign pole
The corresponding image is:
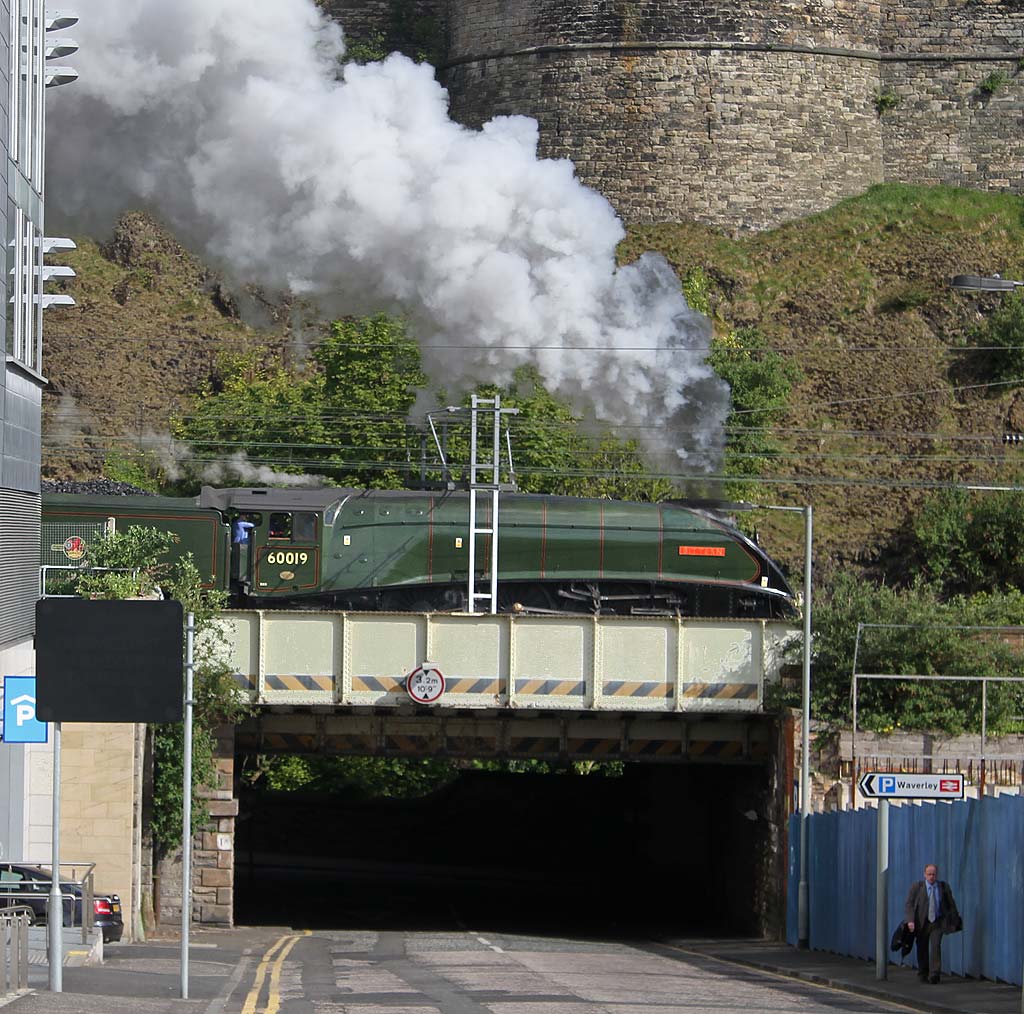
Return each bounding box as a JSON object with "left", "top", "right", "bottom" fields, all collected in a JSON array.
[
  {"left": 857, "top": 770, "right": 965, "bottom": 981},
  {"left": 798, "top": 504, "right": 813, "bottom": 949},
  {"left": 47, "top": 720, "right": 62, "bottom": 992},
  {"left": 875, "top": 799, "right": 889, "bottom": 980},
  {"left": 181, "top": 612, "right": 194, "bottom": 1000}
]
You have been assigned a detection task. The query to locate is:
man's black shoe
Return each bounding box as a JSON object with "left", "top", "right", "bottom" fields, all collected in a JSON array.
[{"left": 929, "top": 976, "right": 940, "bottom": 984}]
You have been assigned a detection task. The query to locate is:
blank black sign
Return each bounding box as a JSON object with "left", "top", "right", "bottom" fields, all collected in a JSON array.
[{"left": 36, "top": 599, "right": 184, "bottom": 723}]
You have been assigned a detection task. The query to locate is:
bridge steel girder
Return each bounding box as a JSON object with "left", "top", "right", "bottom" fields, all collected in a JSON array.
[
  {"left": 221, "top": 610, "right": 798, "bottom": 717},
  {"left": 235, "top": 710, "right": 775, "bottom": 766}
]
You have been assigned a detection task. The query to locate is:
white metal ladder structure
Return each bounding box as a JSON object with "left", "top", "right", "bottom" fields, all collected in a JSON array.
[{"left": 466, "top": 395, "right": 518, "bottom": 614}]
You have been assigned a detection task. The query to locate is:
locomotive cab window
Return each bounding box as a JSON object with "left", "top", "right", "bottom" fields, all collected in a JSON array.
[
  {"left": 268, "top": 513, "right": 292, "bottom": 539},
  {"left": 293, "top": 512, "right": 316, "bottom": 542},
  {"left": 267, "top": 511, "right": 316, "bottom": 541}
]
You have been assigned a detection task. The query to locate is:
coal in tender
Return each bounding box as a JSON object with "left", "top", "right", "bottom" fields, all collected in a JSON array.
[{"left": 41, "top": 479, "right": 157, "bottom": 496}]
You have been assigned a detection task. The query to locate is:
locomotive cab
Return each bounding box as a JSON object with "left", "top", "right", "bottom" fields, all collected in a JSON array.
[{"left": 198, "top": 486, "right": 355, "bottom": 604}]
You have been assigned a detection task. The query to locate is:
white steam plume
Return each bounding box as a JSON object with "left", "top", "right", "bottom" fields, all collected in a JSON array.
[
  {"left": 46, "top": 0, "right": 729, "bottom": 470},
  {"left": 143, "top": 434, "right": 326, "bottom": 487}
]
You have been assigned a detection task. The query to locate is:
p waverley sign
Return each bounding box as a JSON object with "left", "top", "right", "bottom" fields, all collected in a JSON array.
[{"left": 858, "top": 771, "right": 965, "bottom": 800}]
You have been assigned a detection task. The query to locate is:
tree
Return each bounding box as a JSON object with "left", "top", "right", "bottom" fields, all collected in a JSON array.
[
  {"left": 708, "top": 326, "right": 802, "bottom": 497},
  {"left": 969, "top": 290, "right": 1024, "bottom": 383},
  {"left": 909, "top": 488, "right": 1024, "bottom": 597},
  {"left": 174, "top": 315, "right": 673, "bottom": 500},
  {"left": 790, "top": 572, "right": 1024, "bottom": 735},
  {"left": 175, "top": 313, "right": 427, "bottom": 488}
]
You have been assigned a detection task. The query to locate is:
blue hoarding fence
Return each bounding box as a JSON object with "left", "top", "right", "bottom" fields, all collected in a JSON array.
[{"left": 788, "top": 794, "right": 1024, "bottom": 984}]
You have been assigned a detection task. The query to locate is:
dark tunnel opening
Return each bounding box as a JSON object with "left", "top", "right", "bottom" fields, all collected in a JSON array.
[{"left": 233, "top": 760, "right": 773, "bottom": 939}]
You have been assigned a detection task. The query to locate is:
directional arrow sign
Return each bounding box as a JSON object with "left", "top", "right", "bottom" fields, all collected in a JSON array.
[{"left": 858, "top": 771, "right": 965, "bottom": 800}]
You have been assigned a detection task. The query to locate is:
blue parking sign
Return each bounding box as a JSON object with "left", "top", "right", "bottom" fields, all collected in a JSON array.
[{"left": 2, "top": 676, "right": 48, "bottom": 743}]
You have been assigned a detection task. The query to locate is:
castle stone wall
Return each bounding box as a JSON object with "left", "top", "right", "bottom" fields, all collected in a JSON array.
[
  {"left": 879, "top": 1, "right": 1024, "bottom": 194},
  {"left": 444, "top": 48, "right": 883, "bottom": 229},
  {"left": 324, "top": 0, "right": 1024, "bottom": 229}
]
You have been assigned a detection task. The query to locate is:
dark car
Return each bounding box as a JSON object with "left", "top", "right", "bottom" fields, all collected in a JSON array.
[{"left": 0, "top": 863, "right": 123, "bottom": 943}]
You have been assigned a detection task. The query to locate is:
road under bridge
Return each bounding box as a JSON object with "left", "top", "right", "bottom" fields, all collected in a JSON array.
[{"left": 196, "top": 610, "right": 803, "bottom": 936}]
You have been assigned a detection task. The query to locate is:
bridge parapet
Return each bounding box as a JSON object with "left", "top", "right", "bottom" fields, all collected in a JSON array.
[{"left": 222, "top": 611, "right": 798, "bottom": 714}]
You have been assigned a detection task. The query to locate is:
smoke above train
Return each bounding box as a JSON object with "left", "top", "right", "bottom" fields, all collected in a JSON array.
[{"left": 45, "top": 0, "right": 730, "bottom": 474}]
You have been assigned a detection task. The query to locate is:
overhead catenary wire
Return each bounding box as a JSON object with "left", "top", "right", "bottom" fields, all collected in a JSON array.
[
  {"left": 40, "top": 438, "right": 1024, "bottom": 494},
  {"left": 43, "top": 332, "right": 1024, "bottom": 354}
]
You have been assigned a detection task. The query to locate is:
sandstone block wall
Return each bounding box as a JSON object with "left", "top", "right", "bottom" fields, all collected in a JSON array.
[
  {"left": 158, "top": 725, "right": 237, "bottom": 928},
  {"left": 58, "top": 722, "right": 137, "bottom": 932}
]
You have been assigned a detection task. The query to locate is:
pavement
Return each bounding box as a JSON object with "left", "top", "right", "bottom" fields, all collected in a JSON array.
[
  {"left": 669, "top": 939, "right": 1024, "bottom": 1014},
  {"left": 1, "top": 928, "right": 1022, "bottom": 1013}
]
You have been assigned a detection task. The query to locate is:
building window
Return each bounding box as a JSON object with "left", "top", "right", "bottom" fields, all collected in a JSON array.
[
  {"left": 6, "top": 205, "right": 43, "bottom": 373},
  {"left": 8, "top": 0, "right": 45, "bottom": 186}
]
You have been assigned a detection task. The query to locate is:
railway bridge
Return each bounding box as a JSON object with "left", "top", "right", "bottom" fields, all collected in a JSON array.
[
  {"left": 213, "top": 608, "right": 803, "bottom": 937},
  {"left": 224, "top": 609, "right": 799, "bottom": 764}
]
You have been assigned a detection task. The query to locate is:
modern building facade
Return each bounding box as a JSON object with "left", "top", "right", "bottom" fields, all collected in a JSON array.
[{"left": 0, "top": 0, "right": 76, "bottom": 862}]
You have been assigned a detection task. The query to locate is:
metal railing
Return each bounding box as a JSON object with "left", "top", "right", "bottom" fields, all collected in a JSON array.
[
  {"left": 39, "top": 564, "right": 137, "bottom": 598},
  {"left": 0, "top": 862, "right": 96, "bottom": 943},
  {"left": 0, "top": 906, "right": 31, "bottom": 996}
]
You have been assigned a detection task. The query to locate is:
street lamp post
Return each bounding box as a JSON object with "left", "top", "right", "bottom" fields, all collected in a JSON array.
[
  {"left": 949, "top": 274, "right": 1024, "bottom": 292},
  {"left": 950, "top": 271, "right": 1024, "bottom": 1012},
  {"left": 737, "top": 501, "right": 813, "bottom": 948}
]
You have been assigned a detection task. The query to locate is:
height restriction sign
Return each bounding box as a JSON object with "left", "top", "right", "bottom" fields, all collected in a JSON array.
[{"left": 406, "top": 664, "right": 445, "bottom": 704}]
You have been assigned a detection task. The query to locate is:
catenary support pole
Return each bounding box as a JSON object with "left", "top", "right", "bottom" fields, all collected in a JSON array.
[
  {"left": 47, "top": 721, "right": 62, "bottom": 991},
  {"left": 181, "top": 613, "right": 194, "bottom": 1000},
  {"left": 875, "top": 799, "right": 889, "bottom": 980},
  {"left": 798, "top": 505, "right": 813, "bottom": 948}
]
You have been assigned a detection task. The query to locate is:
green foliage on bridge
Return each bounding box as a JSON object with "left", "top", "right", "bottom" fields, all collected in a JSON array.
[{"left": 62, "top": 526, "right": 249, "bottom": 855}]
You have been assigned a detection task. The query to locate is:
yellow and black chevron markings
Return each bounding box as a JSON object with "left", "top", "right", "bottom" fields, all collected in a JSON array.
[
  {"left": 351, "top": 675, "right": 405, "bottom": 693},
  {"left": 445, "top": 677, "right": 501, "bottom": 694},
  {"left": 384, "top": 734, "right": 437, "bottom": 753},
  {"left": 241, "top": 930, "right": 311, "bottom": 1014},
  {"left": 567, "top": 738, "right": 621, "bottom": 756},
  {"left": 352, "top": 675, "right": 501, "bottom": 695},
  {"left": 244, "top": 732, "right": 317, "bottom": 752},
  {"left": 603, "top": 680, "right": 674, "bottom": 699},
  {"left": 514, "top": 679, "right": 586, "bottom": 696},
  {"left": 508, "top": 736, "right": 562, "bottom": 756},
  {"left": 446, "top": 736, "right": 498, "bottom": 755},
  {"left": 628, "top": 739, "right": 684, "bottom": 758},
  {"left": 264, "top": 674, "right": 333, "bottom": 692},
  {"left": 681, "top": 682, "right": 758, "bottom": 701},
  {"left": 324, "top": 734, "right": 377, "bottom": 754},
  {"left": 232, "top": 673, "right": 256, "bottom": 691},
  {"left": 687, "top": 740, "right": 745, "bottom": 759}
]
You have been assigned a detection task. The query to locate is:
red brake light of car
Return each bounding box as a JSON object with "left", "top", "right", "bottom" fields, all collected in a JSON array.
[{"left": 94, "top": 899, "right": 112, "bottom": 915}]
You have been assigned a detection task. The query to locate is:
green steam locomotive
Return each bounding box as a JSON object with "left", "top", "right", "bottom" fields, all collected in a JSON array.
[{"left": 41, "top": 486, "right": 796, "bottom": 618}]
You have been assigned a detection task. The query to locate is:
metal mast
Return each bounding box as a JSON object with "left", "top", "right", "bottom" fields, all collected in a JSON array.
[{"left": 466, "top": 395, "right": 517, "bottom": 614}]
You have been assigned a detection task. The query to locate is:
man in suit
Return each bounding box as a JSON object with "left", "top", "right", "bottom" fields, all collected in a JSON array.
[{"left": 904, "top": 863, "right": 961, "bottom": 984}]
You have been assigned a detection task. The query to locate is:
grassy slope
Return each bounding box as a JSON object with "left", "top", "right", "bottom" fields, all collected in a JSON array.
[
  {"left": 620, "top": 184, "right": 1024, "bottom": 572},
  {"left": 42, "top": 186, "right": 1024, "bottom": 575},
  {"left": 42, "top": 213, "right": 290, "bottom": 477}
]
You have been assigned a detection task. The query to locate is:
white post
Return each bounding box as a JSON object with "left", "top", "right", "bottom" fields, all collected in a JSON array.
[
  {"left": 180, "top": 612, "right": 194, "bottom": 999},
  {"left": 47, "top": 721, "right": 62, "bottom": 991},
  {"left": 875, "top": 799, "right": 889, "bottom": 980}
]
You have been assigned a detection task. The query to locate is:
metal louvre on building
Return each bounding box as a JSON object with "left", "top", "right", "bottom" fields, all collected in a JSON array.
[{"left": 0, "top": 490, "right": 41, "bottom": 647}]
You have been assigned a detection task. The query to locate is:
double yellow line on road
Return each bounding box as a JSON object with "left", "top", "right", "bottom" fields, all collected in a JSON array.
[{"left": 241, "top": 930, "right": 312, "bottom": 1014}]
